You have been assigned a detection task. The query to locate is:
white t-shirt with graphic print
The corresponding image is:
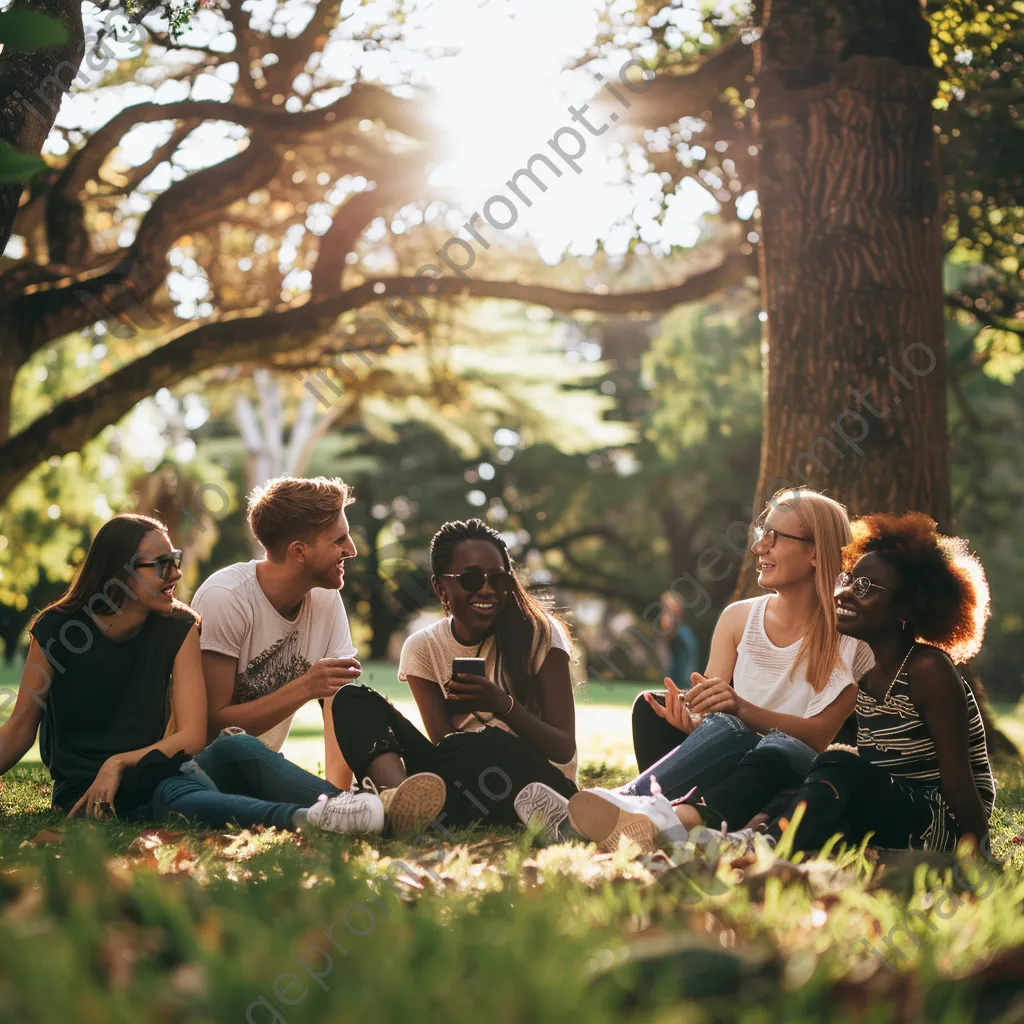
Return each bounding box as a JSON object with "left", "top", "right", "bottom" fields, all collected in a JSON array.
[
  {"left": 398, "top": 614, "right": 577, "bottom": 781},
  {"left": 192, "top": 560, "right": 357, "bottom": 752}
]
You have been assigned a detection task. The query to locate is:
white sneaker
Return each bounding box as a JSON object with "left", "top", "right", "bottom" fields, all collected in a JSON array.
[
  {"left": 685, "top": 824, "right": 776, "bottom": 862},
  {"left": 568, "top": 785, "right": 687, "bottom": 853},
  {"left": 514, "top": 782, "right": 571, "bottom": 842},
  {"left": 305, "top": 791, "right": 385, "bottom": 835}
]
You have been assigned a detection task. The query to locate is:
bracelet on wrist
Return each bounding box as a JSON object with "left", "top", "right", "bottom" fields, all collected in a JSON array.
[{"left": 498, "top": 693, "right": 515, "bottom": 718}]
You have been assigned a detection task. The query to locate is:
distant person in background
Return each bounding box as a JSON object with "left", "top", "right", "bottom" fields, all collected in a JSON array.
[
  {"left": 660, "top": 590, "right": 700, "bottom": 691},
  {"left": 0, "top": 514, "right": 389, "bottom": 836},
  {"left": 191, "top": 476, "right": 445, "bottom": 832}
]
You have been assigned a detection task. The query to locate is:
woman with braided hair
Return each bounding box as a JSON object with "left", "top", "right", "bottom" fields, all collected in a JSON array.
[{"left": 331, "top": 518, "right": 578, "bottom": 828}]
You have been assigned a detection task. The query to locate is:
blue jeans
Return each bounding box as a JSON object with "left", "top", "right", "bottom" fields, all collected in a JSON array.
[
  {"left": 687, "top": 728, "right": 819, "bottom": 829},
  {"left": 623, "top": 713, "right": 816, "bottom": 803},
  {"left": 127, "top": 733, "right": 338, "bottom": 830},
  {"left": 194, "top": 731, "right": 340, "bottom": 805}
]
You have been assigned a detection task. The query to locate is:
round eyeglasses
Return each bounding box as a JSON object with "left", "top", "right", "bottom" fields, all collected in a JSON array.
[{"left": 835, "top": 571, "right": 892, "bottom": 599}]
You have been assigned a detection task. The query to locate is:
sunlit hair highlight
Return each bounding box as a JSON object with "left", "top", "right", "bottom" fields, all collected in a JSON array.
[
  {"left": 764, "top": 487, "right": 852, "bottom": 692},
  {"left": 248, "top": 476, "right": 353, "bottom": 559},
  {"left": 843, "top": 512, "right": 990, "bottom": 664}
]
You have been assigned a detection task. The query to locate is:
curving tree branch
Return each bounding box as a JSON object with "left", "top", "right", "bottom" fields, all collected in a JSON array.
[
  {"left": 267, "top": 0, "right": 345, "bottom": 95},
  {"left": 45, "top": 85, "right": 427, "bottom": 249},
  {"left": 309, "top": 157, "right": 429, "bottom": 300},
  {"left": 615, "top": 38, "right": 754, "bottom": 130},
  {"left": 12, "top": 139, "right": 284, "bottom": 355},
  {"left": 0, "top": 253, "right": 753, "bottom": 503}
]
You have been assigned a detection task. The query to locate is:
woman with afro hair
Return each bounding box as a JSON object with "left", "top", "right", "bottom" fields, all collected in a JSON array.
[{"left": 762, "top": 511, "right": 996, "bottom": 852}]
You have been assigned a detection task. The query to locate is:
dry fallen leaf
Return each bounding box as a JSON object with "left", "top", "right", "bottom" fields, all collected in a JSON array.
[
  {"left": 22, "top": 828, "right": 63, "bottom": 848},
  {"left": 126, "top": 832, "right": 165, "bottom": 867},
  {"left": 170, "top": 962, "right": 207, "bottom": 997},
  {"left": 167, "top": 847, "right": 198, "bottom": 875},
  {"left": 202, "top": 833, "right": 238, "bottom": 851}
]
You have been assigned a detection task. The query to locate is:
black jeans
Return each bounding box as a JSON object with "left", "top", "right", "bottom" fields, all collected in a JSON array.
[
  {"left": 632, "top": 691, "right": 689, "bottom": 773},
  {"left": 767, "top": 749, "right": 938, "bottom": 852},
  {"left": 331, "top": 684, "right": 577, "bottom": 827}
]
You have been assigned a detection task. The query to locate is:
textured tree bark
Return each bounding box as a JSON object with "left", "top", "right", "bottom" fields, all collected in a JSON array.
[
  {"left": 0, "top": 0, "right": 85, "bottom": 254},
  {"left": 730, "top": 2, "right": 1016, "bottom": 761},
  {"left": 734, "top": 0, "right": 949, "bottom": 599}
]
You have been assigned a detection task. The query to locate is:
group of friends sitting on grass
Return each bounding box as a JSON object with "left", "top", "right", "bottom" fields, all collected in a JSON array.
[{"left": 0, "top": 476, "right": 996, "bottom": 859}]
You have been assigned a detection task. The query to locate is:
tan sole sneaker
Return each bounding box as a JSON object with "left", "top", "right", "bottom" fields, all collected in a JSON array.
[
  {"left": 380, "top": 773, "right": 446, "bottom": 836},
  {"left": 567, "top": 791, "right": 658, "bottom": 853}
]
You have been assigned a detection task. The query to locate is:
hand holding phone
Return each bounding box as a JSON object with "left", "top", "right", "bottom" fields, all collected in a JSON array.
[
  {"left": 451, "top": 657, "right": 487, "bottom": 681},
  {"left": 446, "top": 657, "right": 510, "bottom": 715}
]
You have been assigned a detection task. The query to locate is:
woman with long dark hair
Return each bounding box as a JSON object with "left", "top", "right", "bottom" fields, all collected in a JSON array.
[
  {"left": 331, "top": 518, "right": 578, "bottom": 826},
  {"left": 0, "top": 514, "right": 396, "bottom": 836}
]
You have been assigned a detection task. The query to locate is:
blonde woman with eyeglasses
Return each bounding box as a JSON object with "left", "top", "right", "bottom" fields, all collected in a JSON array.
[{"left": 518, "top": 488, "right": 875, "bottom": 850}]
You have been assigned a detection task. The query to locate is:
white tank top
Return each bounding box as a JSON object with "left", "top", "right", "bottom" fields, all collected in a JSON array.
[{"left": 732, "top": 595, "right": 871, "bottom": 718}]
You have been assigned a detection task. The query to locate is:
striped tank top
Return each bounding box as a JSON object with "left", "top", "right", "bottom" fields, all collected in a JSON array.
[{"left": 855, "top": 643, "right": 995, "bottom": 850}]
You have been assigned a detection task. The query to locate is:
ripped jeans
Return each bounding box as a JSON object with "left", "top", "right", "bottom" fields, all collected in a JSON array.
[
  {"left": 622, "top": 713, "right": 816, "bottom": 814},
  {"left": 331, "top": 684, "right": 577, "bottom": 827},
  {"left": 766, "top": 749, "right": 941, "bottom": 852}
]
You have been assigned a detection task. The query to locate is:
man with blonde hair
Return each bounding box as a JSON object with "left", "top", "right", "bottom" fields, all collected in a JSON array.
[{"left": 192, "top": 476, "right": 446, "bottom": 836}]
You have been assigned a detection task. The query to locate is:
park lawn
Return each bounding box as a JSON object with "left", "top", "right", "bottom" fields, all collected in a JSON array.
[{"left": 1, "top": 666, "right": 1024, "bottom": 1021}]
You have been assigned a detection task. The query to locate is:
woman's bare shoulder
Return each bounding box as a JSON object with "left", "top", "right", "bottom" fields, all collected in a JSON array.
[{"left": 703, "top": 597, "right": 760, "bottom": 648}]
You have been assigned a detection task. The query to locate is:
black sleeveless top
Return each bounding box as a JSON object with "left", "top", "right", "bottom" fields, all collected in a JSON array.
[
  {"left": 855, "top": 643, "right": 995, "bottom": 850},
  {"left": 30, "top": 607, "right": 196, "bottom": 811}
]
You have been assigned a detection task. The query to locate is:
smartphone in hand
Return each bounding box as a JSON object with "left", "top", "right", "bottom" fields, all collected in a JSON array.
[{"left": 451, "top": 657, "right": 487, "bottom": 681}]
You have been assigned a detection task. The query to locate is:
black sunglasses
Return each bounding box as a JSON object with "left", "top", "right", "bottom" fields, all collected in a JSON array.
[
  {"left": 835, "top": 571, "right": 892, "bottom": 599},
  {"left": 437, "top": 569, "right": 512, "bottom": 594},
  {"left": 135, "top": 549, "right": 183, "bottom": 579}
]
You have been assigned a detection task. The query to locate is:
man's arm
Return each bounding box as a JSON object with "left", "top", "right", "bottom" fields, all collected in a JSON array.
[
  {"left": 202, "top": 651, "right": 359, "bottom": 740},
  {"left": 320, "top": 592, "right": 359, "bottom": 788}
]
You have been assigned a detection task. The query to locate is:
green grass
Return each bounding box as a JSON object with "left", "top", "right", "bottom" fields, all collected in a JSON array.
[{"left": 2, "top": 661, "right": 1024, "bottom": 1022}]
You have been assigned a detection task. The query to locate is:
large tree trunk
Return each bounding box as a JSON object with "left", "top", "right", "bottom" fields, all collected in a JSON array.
[
  {"left": 736, "top": 0, "right": 948, "bottom": 598},
  {"left": 0, "top": 0, "right": 85, "bottom": 254},
  {"left": 733, "top": 1, "right": 1017, "bottom": 760}
]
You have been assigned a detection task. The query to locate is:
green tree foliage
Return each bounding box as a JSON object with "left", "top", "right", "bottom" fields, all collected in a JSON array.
[
  {"left": 0, "top": 332, "right": 232, "bottom": 659},
  {"left": 447, "top": 300, "right": 763, "bottom": 677},
  {"left": 933, "top": 1, "right": 1024, "bottom": 346}
]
